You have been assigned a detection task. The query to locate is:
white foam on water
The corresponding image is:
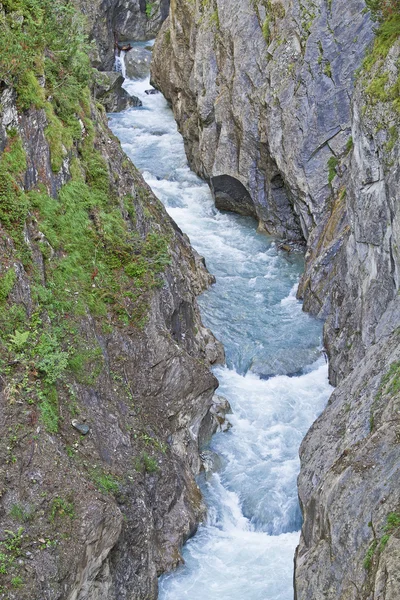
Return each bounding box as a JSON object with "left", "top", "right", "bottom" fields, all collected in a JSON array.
[
  {"left": 108, "top": 50, "right": 333, "bottom": 600},
  {"left": 280, "top": 283, "right": 300, "bottom": 306}
]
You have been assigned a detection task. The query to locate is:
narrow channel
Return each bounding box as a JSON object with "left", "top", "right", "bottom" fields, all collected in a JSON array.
[{"left": 109, "top": 47, "right": 332, "bottom": 600}]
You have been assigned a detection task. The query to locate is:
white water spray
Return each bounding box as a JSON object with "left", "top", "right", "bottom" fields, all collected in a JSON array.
[
  {"left": 109, "top": 51, "right": 333, "bottom": 600},
  {"left": 114, "top": 50, "right": 126, "bottom": 78}
]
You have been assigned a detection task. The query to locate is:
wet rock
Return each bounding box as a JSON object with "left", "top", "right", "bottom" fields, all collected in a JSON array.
[
  {"left": 93, "top": 71, "right": 142, "bottom": 112},
  {"left": 145, "top": 88, "right": 159, "bottom": 95},
  {"left": 76, "top": 0, "right": 170, "bottom": 70},
  {"left": 199, "top": 394, "right": 232, "bottom": 447},
  {"left": 200, "top": 450, "right": 223, "bottom": 477},
  {"left": 125, "top": 47, "right": 152, "bottom": 80}
]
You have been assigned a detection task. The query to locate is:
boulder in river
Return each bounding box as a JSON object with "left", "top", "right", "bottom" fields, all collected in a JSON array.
[
  {"left": 125, "top": 47, "right": 153, "bottom": 80},
  {"left": 93, "top": 70, "right": 142, "bottom": 112}
]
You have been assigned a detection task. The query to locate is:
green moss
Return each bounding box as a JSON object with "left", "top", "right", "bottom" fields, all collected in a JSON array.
[
  {"left": 380, "top": 361, "right": 400, "bottom": 397},
  {"left": 385, "top": 125, "right": 398, "bottom": 152},
  {"left": 38, "top": 385, "right": 59, "bottom": 433},
  {"left": 9, "top": 503, "right": 35, "bottom": 523},
  {"left": 363, "top": 539, "right": 378, "bottom": 570},
  {"left": 345, "top": 136, "right": 354, "bottom": 153},
  {"left": 90, "top": 470, "right": 119, "bottom": 494},
  {"left": 0, "top": 268, "right": 16, "bottom": 303},
  {"left": 210, "top": 9, "right": 219, "bottom": 27},
  {"left": 145, "top": 1, "right": 155, "bottom": 17},
  {"left": 16, "top": 70, "right": 45, "bottom": 111},
  {"left": 364, "top": 512, "right": 400, "bottom": 570},
  {"left": 323, "top": 61, "right": 332, "bottom": 78},
  {"left": 0, "top": 134, "right": 30, "bottom": 263},
  {"left": 327, "top": 155, "right": 339, "bottom": 184},
  {"left": 134, "top": 452, "right": 159, "bottom": 473},
  {"left": 44, "top": 104, "right": 71, "bottom": 173},
  {"left": 262, "top": 16, "right": 271, "bottom": 44},
  {"left": 80, "top": 147, "right": 110, "bottom": 193},
  {"left": 49, "top": 496, "right": 75, "bottom": 521},
  {"left": 68, "top": 344, "right": 104, "bottom": 385},
  {"left": 1, "top": 135, "right": 26, "bottom": 174},
  {"left": 262, "top": 0, "right": 285, "bottom": 45},
  {"left": 361, "top": 2, "right": 400, "bottom": 115},
  {"left": 11, "top": 576, "right": 24, "bottom": 589},
  {"left": 0, "top": 0, "right": 91, "bottom": 116}
]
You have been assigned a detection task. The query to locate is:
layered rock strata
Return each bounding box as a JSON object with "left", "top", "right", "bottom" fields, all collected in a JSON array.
[{"left": 151, "top": 1, "right": 400, "bottom": 597}]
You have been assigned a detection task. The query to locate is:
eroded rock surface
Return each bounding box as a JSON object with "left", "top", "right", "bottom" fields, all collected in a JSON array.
[
  {"left": 0, "top": 63, "right": 224, "bottom": 599},
  {"left": 76, "top": 0, "right": 169, "bottom": 70},
  {"left": 93, "top": 71, "right": 142, "bottom": 111},
  {"left": 151, "top": 1, "right": 400, "bottom": 598}
]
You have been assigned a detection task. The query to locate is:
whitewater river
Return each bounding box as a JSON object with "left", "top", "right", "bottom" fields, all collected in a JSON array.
[{"left": 109, "top": 48, "right": 332, "bottom": 600}]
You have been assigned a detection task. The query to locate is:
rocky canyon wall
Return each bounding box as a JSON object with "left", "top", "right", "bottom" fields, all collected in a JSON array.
[
  {"left": 77, "top": 0, "right": 170, "bottom": 70},
  {"left": 0, "top": 1, "right": 225, "bottom": 598},
  {"left": 151, "top": 1, "right": 400, "bottom": 598}
]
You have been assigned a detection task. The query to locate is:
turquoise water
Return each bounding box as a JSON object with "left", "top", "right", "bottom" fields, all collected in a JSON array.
[{"left": 109, "top": 62, "right": 332, "bottom": 600}]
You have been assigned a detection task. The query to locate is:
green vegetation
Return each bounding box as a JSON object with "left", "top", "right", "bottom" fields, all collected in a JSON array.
[
  {"left": 363, "top": 539, "right": 378, "bottom": 570},
  {"left": 134, "top": 452, "right": 159, "bottom": 473},
  {"left": 90, "top": 469, "right": 120, "bottom": 494},
  {"left": 362, "top": 0, "right": 400, "bottom": 113},
  {"left": 11, "top": 575, "right": 24, "bottom": 588},
  {"left": 327, "top": 155, "right": 339, "bottom": 184},
  {"left": 0, "top": 267, "right": 16, "bottom": 303},
  {"left": 378, "top": 361, "right": 400, "bottom": 397},
  {"left": 364, "top": 512, "right": 400, "bottom": 570},
  {"left": 210, "top": 9, "right": 219, "bottom": 27},
  {"left": 262, "top": 0, "right": 286, "bottom": 45},
  {"left": 0, "top": 0, "right": 171, "bottom": 446},
  {"left": 9, "top": 503, "right": 35, "bottom": 523},
  {"left": 298, "top": 0, "right": 317, "bottom": 40},
  {"left": 370, "top": 361, "right": 400, "bottom": 432},
  {"left": 50, "top": 496, "right": 75, "bottom": 521},
  {"left": 323, "top": 61, "right": 332, "bottom": 78},
  {"left": 262, "top": 16, "right": 271, "bottom": 44},
  {"left": 0, "top": 0, "right": 91, "bottom": 118},
  {"left": 0, "top": 528, "right": 24, "bottom": 578},
  {"left": 385, "top": 125, "right": 398, "bottom": 151},
  {"left": 345, "top": 136, "right": 354, "bottom": 153},
  {"left": 145, "top": 1, "right": 155, "bottom": 18}
]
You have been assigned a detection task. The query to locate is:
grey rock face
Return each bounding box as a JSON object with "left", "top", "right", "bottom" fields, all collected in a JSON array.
[
  {"left": 151, "top": 0, "right": 373, "bottom": 245},
  {"left": 93, "top": 71, "right": 142, "bottom": 111},
  {"left": 152, "top": 1, "right": 400, "bottom": 598},
  {"left": 125, "top": 47, "right": 153, "bottom": 79},
  {"left": 296, "top": 314, "right": 400, "bottom": 600},
  {"left": 76, "top": 0, "right": 170, "bottom": 70}
]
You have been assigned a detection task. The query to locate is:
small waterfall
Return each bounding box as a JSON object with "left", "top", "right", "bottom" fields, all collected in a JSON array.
[{"left": 114, "top": 50, "right": 126, "bottom": 79}]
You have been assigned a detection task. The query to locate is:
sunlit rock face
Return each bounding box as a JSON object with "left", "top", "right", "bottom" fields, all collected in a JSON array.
[{"left": 152, "top": 1, "right": 400, "bottom": 598}]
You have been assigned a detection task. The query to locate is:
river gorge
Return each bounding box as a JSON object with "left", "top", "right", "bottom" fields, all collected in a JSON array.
[{"left": 109, "top": 59, "right": 332, "bottom": 599}]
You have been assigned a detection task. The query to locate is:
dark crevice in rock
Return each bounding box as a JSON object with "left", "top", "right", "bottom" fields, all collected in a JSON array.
[{"left": 210, "top": 174, "right": 257, "bottom": 218}]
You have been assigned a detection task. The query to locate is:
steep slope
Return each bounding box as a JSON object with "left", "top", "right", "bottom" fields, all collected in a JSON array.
[
  {"left": 0, "top": 1, "right": 224, "bottom": 598},
  {"left": 151, "top": 1, "right": 400, "bottom": 598}
]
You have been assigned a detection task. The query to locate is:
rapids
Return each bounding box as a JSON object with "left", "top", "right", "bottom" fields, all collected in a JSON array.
[{"left": 108, "top": 49, "right": 332, "bottom": 600}]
